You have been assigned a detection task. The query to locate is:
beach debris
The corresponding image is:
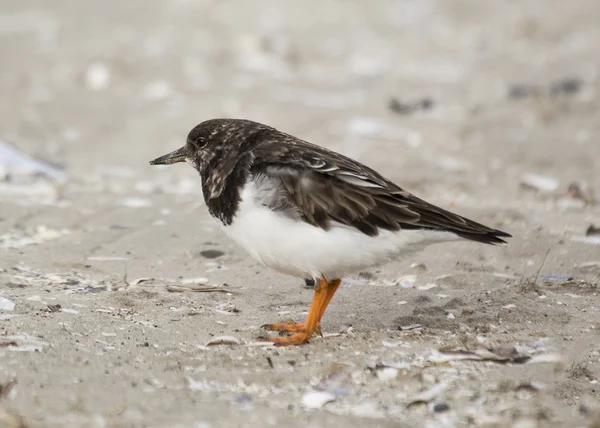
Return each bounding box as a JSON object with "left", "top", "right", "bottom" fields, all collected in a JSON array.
[
  {"left": 0, "top": 225, "right": 69, "bottom": 249},
  {"left": 409, "top": 382, "right": 449, "bottom": 406},
  {"left": 167, "top": 283, "right": 229, "bottom": 293},
  {"left": 181, "top": 277, "right": 210, "bottom": 285},
  {"left": 431, "top": 346, "right": 532, "bottom": 364},
  {"left": 567, "top": 182, "right": 596, "bottom": 205},
  {"left": 520, "top": 173, "right": 559, "bottom": 193},
  {"left": 301, "top": 391, "right": 336, "bottom": 409},
  {"left": 46, "top": 304, "right": 62, "bottom": 313},
  {"left": 388, "top": 97, "right": 433, "bottom": 115},
  {"left": 127, "top": 277, "right": 153, "bottom": 286},
  {"left": 430, "top": 345, "right": 563, "bottom": 366},
  {"left": 398, "top": 324, "right": 422, "bottom": 331},
  {"left": 127, "top": 276, "right": 229, "bottom": 293},
  {"left": 205, "top": 336, "right": 241, "bottom": 346},
  {"left": 540, "top": 275, "right": 573, "bottom": 282},
  {"left": 0, "top": 139, "right": 67, "bottom": 183},
  {"left": 515, "top": 381, "right": 546, "bottom": 392},
  {"left": 0, "top": 298, "right": 15, "bottom": 311}
]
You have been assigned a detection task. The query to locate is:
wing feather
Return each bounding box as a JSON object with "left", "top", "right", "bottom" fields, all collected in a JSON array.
[{"left": 248, "top": 134, "right": 511, "bottom": 244}]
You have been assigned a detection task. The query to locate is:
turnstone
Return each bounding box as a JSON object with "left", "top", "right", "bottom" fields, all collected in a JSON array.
[{"left": 150, "top": 119, "right": 511, "bottom": 346}]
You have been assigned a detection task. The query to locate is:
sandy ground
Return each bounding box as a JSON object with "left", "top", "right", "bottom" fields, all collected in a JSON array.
[{"left": 1, "top": 0, "right": 600, "bottom": 427}]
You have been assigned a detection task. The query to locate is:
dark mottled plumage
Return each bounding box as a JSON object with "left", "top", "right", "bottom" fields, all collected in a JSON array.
[
  {"left": 151, "top": 118, "right": 510, "bottom": 244},
  {"left": 150, "top": 118, "right": 512, "bottom": 346}
]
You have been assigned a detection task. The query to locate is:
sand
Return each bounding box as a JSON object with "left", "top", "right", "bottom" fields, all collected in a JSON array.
[{"left": 1, "top": 0, "right": 600, "bottom": 427}]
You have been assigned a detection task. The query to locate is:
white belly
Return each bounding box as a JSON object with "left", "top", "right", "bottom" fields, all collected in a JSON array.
[{"left": 221, "top": 181, "right": 458, "bottom": 279}]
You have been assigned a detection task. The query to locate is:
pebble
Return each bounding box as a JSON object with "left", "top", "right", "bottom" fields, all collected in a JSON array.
[
  {"left": 0, "top": 297, "right": 15, "bottom": 311},
  {"left": 433, "top": 403, "right": 450, "bottom": 413}
]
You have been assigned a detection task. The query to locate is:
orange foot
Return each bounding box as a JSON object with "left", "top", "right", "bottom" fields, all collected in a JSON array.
[
  {"left": 266, "top": 331, "right": 313, "bottom": 346},
  {"left": 262, "top": 323, "right": 307, "bottom": 333},
  {"left": 261, "top": 277, "right": 340, "bottom": 347}
]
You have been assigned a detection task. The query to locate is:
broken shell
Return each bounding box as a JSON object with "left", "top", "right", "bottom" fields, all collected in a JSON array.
[
  {"left": 205, "top": 336, "right": 241, "bottom": 346},
  {"left": 301, "top": 391, "right": 336, "bottom": 409},
  {"left": 0, "top": 298, "right": 15, "bottom": 311},
  {"left": 520, "top": 173, "right": 559, "bottom": 192}
]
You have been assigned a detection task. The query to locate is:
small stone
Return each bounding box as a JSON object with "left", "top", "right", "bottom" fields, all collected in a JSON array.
[
  {"left": 433, "top": 403, "right": 450, "bottom": 413},
  {"left": 200, "top": 250, "right": 225, "bottom": 259}
]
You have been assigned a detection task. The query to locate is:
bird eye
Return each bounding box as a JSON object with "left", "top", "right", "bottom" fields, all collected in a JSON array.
[{"left": 192, "top": 137, "right": 207, "bottom": 149}]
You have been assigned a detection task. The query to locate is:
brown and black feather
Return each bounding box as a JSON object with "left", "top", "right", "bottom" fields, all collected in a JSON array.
[{"left": 187, "top": 119, "right": 511, "bottom": 244}]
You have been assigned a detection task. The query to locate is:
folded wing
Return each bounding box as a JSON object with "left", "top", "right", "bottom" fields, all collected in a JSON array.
[{"left": 250, "top": 138, "right": 511, "bottom": 244}]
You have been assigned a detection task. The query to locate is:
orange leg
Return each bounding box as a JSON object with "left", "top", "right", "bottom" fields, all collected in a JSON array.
[
  {"left": 262, "top": 277, "right": 341, "bottom": 346},
  {"left": 317, "top": 278, "right": 340, "bottom": 321}
]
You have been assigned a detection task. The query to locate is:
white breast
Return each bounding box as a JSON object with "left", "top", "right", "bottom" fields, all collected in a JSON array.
[{"left": 220, "top": 179, "right": 459, "bottom": 279}]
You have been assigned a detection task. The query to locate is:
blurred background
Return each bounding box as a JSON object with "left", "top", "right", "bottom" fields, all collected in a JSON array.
[
  {"left": 1, "top": 1, "right": 600, "bottom": 426},
  {"left": 2, "top": 0, "right": 598, "bottom": 191}
]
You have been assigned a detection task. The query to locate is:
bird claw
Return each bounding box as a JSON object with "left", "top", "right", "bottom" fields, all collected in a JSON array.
[
  {"left": 266, "top": 332, "right": 312, "bottom": 346},
  {"left": 261, "top": 323, "right": 307, "bottom": 333}
]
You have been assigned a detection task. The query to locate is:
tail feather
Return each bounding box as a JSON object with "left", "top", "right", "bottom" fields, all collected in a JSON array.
[{"left": 456, "top": 229, "right": 511, "bottom": 245}]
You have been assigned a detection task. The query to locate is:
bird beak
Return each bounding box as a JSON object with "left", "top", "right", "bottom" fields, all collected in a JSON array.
[{"left": 149, "top": 146, "right": 188, "bottom": 165}]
